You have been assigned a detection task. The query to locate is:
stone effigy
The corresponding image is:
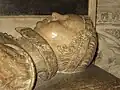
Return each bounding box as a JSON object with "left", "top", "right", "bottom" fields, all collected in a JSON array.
[{"left": 0, "top": 12, "right": 120, "bottom": 90}]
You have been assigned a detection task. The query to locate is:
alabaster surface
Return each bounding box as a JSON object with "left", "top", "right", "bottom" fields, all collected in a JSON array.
[
  {"left": 0, "top": 36, "right": 35, "bottom": 90},
  {"left": 15, "top": 27, "right": 58, "bottom": 80},
  {"left": 0, "top": 0, "right": 120, "bottom": 89},
  {"left": 0, "top": 13, "right": 98, "bottom": 89},
  {"left": 0, "top": 8, "right": 120, "bottom": 89}
]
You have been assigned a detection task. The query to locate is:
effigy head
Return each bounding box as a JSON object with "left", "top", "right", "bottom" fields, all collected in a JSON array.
[{"left": 34, "top": 12, "right": 98, "bottom": 73}]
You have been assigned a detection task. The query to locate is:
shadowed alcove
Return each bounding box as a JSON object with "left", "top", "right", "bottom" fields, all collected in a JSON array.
[{"left": 0, "top": 0, "right": 88, "bottom": 15}]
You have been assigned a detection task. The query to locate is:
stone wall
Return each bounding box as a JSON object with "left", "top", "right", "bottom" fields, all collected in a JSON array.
[{"left": 95, "top": 0, "right": 120, "bottom": 78}]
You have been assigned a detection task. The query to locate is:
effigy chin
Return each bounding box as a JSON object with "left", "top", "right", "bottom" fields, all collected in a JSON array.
[{"left": 0, "top": 12, "right": 120, "bottom": 90}]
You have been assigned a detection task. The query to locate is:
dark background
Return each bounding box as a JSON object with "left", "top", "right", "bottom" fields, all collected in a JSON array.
[{"left": 0, "top": 0, "right": 88, "bottom": 15}]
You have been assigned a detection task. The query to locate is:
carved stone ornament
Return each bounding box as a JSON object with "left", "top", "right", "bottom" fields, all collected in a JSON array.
[
  {"left": 15, "top": 27, "right": 58, "bottom": 80},
  {"left": 94, "top": 0, "right": 120, "bottom": 78},
  {"left": 0, "top": 41, "right": 35, "bottom": 90}
]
